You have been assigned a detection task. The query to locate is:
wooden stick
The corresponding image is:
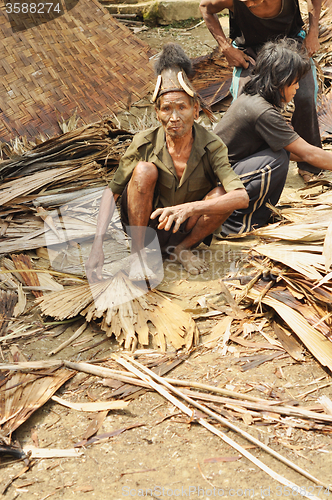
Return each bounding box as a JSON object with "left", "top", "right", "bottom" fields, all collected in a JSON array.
[
  {"left": 62, "top": 363, "right": 332, "bottom": 423},
  {"left": 236, "top": 271, "right": 262, "bottom": 302},
  {"left": 115, "top": 354, "right": 328, "bottom": 492},
  {"left": 48, "top": 322, "right": 87, "bottom": 356},
  {"left": 219, "top": 280, "right": 246, "bottom": 318},
  {"left": 178, "top": 389, "right": 332, "bottom": 424},
  {"left": 5, "top": 360, "right": 330, "bottom": 426},
  {"left": 296, "top": 381, "right": 332, "bottom": 399},
  {"left": 0, "top": 360, "right": 63, "bottom": 370},
  {"left": 63, "top": 361, "right": 275, "bottom": 403}
]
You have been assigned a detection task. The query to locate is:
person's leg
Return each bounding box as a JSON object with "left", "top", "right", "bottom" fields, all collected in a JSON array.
[
  {"left": 230, "top": 64, "right": 253, "bottom": 100},
  {"left": 221, "top": 148, "right": 289, "bottom": 236},
  {"left": 292, "top": 60, "right": 322, "bottom": 179},
  {"left": 230, "top": 47, "right": 257, "bottom": 100},
  {"left": 124, "top": 161, "right": 159, "bottom": 280},
  {"left": 171, "top": 186, "right": 233, "bottom": 275}
]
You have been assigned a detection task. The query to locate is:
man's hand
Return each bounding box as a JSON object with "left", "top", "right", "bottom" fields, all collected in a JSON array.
[
  {"left": 223, "top": 45, "right": 249, "bottom": 68},
  {"left": 151, "top": 203, "right": 196, "bottom": 233},
  {"left": 86, "top": 241, "right": 105, "bottom": 283},
  {"left": 304, "top": 30, "right": 320, "bottom": 57}
]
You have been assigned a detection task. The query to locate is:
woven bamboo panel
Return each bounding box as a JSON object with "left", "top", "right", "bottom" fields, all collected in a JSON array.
[{"left": 0, "top": 0, "right": 155, "bottom": 141}]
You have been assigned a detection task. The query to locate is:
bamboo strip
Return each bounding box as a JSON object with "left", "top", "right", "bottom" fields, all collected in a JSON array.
[
  {"left": 48, "top": 323, "right": 88, "bottom": 356},
  {"left": 0, "top": 361, "right": 63, "bottom": 371},
  {"left": 177, "top": 390, "right": 332, "bottom": 424},
  {"left": 62, "top": 364, "right": 332, "bottom": 423},
  {"left": 62, "top": 361, "right": 276, "bottom": 403}
]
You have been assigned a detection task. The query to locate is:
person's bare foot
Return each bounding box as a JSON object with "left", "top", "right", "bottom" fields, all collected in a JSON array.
[
  {"left": 129, "top": 251, "right": 156, "bottom": 281},
  {"left": 173, "top": 247, "right": 208, "bottom": 275},
  {"left": 298, "top": 169, "right": 319, "bottom": 183}
]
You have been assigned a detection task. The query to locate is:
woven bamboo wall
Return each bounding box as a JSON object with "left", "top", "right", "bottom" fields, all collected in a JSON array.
[{"left": 0, "top": 0, "right": 155, "bottom": 142}]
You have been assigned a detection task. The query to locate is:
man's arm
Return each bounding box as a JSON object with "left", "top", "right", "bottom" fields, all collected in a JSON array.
[
  {"left": 305, "top": 0, "right": 322, "bottom": 57},
  {"left": 285, "top": 137, "right": 332, "bottom": 170},
  {"left": 85, "top": 187, "right": 119, "bottom": 282},
  {"left": 151, "top": 188, "right": 249, "bottom": 233},
  {"left": 199, "top": 0, "right": 249, "bottom": 68}
]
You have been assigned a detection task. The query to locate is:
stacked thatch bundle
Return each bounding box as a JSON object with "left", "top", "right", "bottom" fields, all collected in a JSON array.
[
  {"left": 228, "top": 188, "right": 332, "bottom": 370},
  {"left": 0, "top": 119, "right": 132, "bottom": 255},
  {"left": 191, "top": 48, "right": 233, "bottom": 108}
]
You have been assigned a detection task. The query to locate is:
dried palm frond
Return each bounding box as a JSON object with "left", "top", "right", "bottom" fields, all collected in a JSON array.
[
  {"left": 191, "top": 48, "right": 233, "bottom": 106},
  {"left": 0, "top": 164, "right": 103, "bottom": 207},
  {"left": 271, "top": 204, "right": 332, "bottom": 224},
  {"left": 318, "top": 90, "right": 332, "bottom": 140},
  {"left": 0, "top": 119, "right": 134, "bottom": 257},
  {"left": 323, "top": 220, "right": 332, "bottom": 271},
  {"left": 251, "top": 220, "right": 330, "bottom": 242},
  {"left": 58, "top": 110, "right": 80, "bottom": 134},
  {"left": 253, "top": 243, "right": 325, "bottom": 280},
  {"left": 0, "top": 290, "right": 18, "bottom": 335},
  {"left": 36, "top": 273, "right": 197, "bottom": 352},
  {"left": 247, "top": 288, "right": 332, "bottom": 372},
  {"left": 0, "top": 347, "right": 74, "bottom": 437},
  {"left": 11, "top": 254, "right": 42, "bottom": 298}
]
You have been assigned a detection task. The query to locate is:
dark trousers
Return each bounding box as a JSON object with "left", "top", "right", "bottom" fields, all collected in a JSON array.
[
  {"left": 120, "top": 184, "right": 213, "bottom": 255},
  {"left": 292, "top": 65, "right": 322, "bottom": 173},
  {"left": 221, "top": 148, "right": 289, "bottom": 236}
]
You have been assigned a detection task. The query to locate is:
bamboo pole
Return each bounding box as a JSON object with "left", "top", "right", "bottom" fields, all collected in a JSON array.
[
  {"left": 9, "top": 360, "right": 330, "bottom": 426},
  {"left": 62, "top": 361, "right": 332, "bottom": 423},
  {"left": 114, "top": 353, "right": 329, "bottom": 493},
  {"left": 62, "top": 361, "right": 276, "bottom": 403}
]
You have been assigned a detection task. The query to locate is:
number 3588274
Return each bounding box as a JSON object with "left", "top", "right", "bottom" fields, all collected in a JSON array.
[{"left": 5, "top": 3, "right": 61, "bottom": 14}]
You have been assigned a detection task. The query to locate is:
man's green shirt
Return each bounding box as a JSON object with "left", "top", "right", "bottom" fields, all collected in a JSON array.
[{"left": 109, "top": 122, "right": 244, "bottom": 208}]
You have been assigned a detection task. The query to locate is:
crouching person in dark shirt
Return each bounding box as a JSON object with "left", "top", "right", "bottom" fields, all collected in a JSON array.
[
  {"left": 214, "top": 38, "right": 332, "bottom": 237},
  {"left": 86, "top": 44, "right": 248, "bottom": 280}
]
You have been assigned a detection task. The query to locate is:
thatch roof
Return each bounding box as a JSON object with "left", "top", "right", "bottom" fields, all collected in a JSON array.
[{"left": 0, "top": 0, "right": 155, "bottom": 142}]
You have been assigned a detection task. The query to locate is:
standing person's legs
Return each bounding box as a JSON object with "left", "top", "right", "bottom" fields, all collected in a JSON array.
[
  {"left": 230, "top": 47, "right": 257, "bottom": 100},
  {"left": 292, "top": 60, "right": 322, "bottom": 178},
  {"left": 221, "top": 148, "right": 289, "bottom": 236},
  {"left": 230, "top": 62, "right": 255, "bottom": 100}
]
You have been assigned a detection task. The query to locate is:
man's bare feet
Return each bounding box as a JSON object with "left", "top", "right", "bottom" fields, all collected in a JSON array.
[
  {"left": 173, "top": 247, "right": 208, "bottom": 275},
  {"left": 129, "top": 251, "right": 157, "bottom": 281}
]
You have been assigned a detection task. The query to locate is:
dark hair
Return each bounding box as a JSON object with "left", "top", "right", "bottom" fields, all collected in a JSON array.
[
  {"left": 244, "top": 38, "right": 311, "bottom": 107},
  {"left": 154, "top": 42, "right": 193, "bottom": 77}
]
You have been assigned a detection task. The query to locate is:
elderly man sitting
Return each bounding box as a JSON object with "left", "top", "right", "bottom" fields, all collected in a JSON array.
[{"left": 86, "top": 43, "right": 248, "bottom": 281}]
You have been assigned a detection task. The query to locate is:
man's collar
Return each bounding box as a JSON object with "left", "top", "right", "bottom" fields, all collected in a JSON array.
[{"left": 142, "top": 122, "right": 216, "bottom": 160}]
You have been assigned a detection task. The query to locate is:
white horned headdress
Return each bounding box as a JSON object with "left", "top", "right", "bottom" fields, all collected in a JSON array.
[{"left": 152, "top": 43, "right": 214, "bottom": 120}]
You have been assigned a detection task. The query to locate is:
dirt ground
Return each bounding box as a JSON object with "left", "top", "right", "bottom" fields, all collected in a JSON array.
[{"left": 1, "top": 20, "right": 332, "bottom": 500}]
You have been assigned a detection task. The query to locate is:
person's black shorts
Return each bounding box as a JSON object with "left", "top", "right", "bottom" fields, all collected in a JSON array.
[{"left": 120, "top": 185, "right": 212, "bottom": 255}]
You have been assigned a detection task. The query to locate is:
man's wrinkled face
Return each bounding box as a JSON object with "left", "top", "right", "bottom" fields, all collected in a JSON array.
[{"left": 155, "top": 92, "right": 199, "bottom": 139}]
